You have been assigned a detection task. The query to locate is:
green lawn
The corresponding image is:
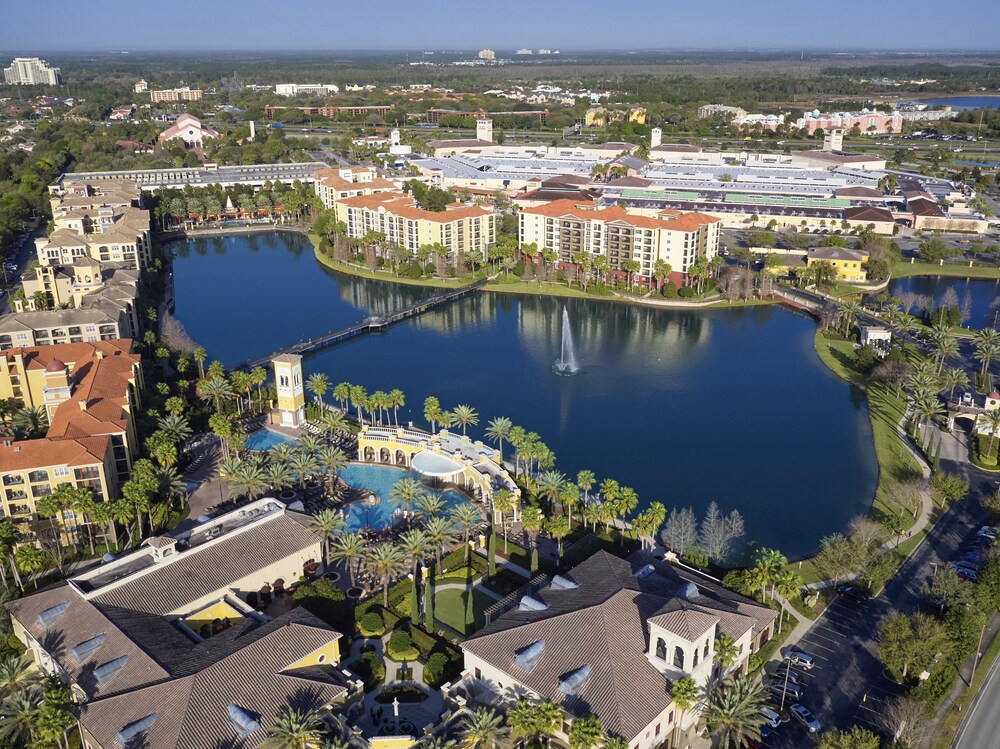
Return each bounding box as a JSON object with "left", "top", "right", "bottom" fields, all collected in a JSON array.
[
  {"left": 434, "top": 588, "right": 492, "bottom": 636},
  {"left": 892, "top": 261, "right": 1000, "bottom": 280},
  {"left": 812, "top": 333, "right": 922, "bottom": 527}
]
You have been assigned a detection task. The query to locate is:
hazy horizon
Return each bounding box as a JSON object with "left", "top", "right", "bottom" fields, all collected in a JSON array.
[{"left": 2, "top": 0, "right": 999, "bottom": 54}]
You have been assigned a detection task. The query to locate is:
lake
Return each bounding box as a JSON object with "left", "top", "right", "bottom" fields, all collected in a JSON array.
[
  {"left": 912, "top": 96, "right": 1000, "bottom": 111},
  {"left": 889, "top": 275, "right": 1000, "bottom": 330},
  {"left": 172, "top": 232, "right": 878, "bottom": 558}
]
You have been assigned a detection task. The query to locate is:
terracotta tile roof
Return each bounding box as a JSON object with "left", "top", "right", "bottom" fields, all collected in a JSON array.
[
  {"left": 0, "top": 435, "right": 110, "bottom": 471},
  {"left": 834, "top": 186, "right": 884, "bottom": 198},
  {"left": 46, "top": 346, "right": 140, "bottom": 441},
  {"left": 157, "top": 114, "right": 220, "bottom": 142},
  {"left": 337, "top": 192, "right": 493, "bottom": 223},
  {"left": 522, "top": 199, "right": 718, "bottom": 233},
  {"left": 843, "top": 205, "right": 895, "bottom": 223},
  {"left": 314, "top": 167, "right": 396, "bottom": 192}
]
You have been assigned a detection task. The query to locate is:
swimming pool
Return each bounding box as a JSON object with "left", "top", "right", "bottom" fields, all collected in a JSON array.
[
  {"left": 337, "top": 463, "right": 473, "bottom": 532},
  {"left": 245, "top": 429, "right": 298, "bottom": 451}
]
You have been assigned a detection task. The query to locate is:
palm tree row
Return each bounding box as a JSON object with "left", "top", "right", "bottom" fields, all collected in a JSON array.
[{"left": 0, "top": 654, "right": 76, "bottom": 748}]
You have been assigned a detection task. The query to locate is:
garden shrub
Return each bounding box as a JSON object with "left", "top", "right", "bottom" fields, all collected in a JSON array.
[
  {"left": 360, "top": 612, "right": 385, "bottom": 637},
  {"left": 358, "top": 651, "right": 385, "bottom": 689},
  {"left": 389, "top": 629, "right": 411, "bottom": 653},
  {"left": 677, "top": 286, "right": 697, "bottom": 298},
  {"left": 661, "top": 282, "right": 678, "bottom": 298},
  {"left": 424, "top": 652, "right": 449, "bottom": 687},
  {"left": 292, "top": 578, "right": 349, "bottom": 632}
]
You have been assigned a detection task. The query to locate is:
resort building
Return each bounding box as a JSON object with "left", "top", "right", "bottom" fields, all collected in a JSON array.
[
  {"left": 275, "top": 83, "right": 340, "bottom": 96},
  {"left": 3, "top": 57, "right": 61, "bottom": 86},
  {"left": 795, "top": 108, "right": 903, "bottom": 135},
  {"left": 5, "top": 498, "right": 354, "bottom": 749},
  {"left": 356, "top": 425, "right": 521, "bottom": 522},
  {"left": 0, "top": 340, "right": 143, "bottom": 543},
  {"left": 313, "top": 166, "right": 398, "bottom": 209},
  {"left": 697, "top": 104, "right": 747, "bottom": 119},
  {"left": 148, "top": 86, "right": 203, "bottom": 102},
  {"left": 330, "top": 192, "right": 496, "bottom": 261},
  {"left": 456, "top": 551, "right": 777, "bottom": 749},
  {"left": 518, "top": 199, "right": 720, "bottom": 287},
  {"left": 133, "top": 79, "right": 148, "bottom": 93},
  {"left": 263, "top": 104, "right": 395, "bottom": 120},
  {"left": 584, "top": 106, "right": 648, "bottom": 127},
  {"left": 157, "top": 113, "right": 220, "bottom": 148},
  {"left": 732, "top": 113, "right": 786, "bottom": 132},
  {"left": 53, "top": 162, "right": 327, "bottom": 192},
  {"left": 806, "top": 246, "right": 869, "bottom": 282}
]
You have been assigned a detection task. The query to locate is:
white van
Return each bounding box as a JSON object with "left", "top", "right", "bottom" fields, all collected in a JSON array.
[{"left": 760, "top": 707, "right": 781, "bottom": 729}]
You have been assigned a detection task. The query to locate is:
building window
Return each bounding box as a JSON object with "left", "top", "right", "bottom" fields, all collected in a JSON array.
[
  {"left": 704, "top": 640, "right": 709, "bottom": 658},
  {"left": 673, "top": 647, "right": 684, "bottom": 670},
  {"left": 655, "top": 724, "right": 661, "bottom": 736},
  {"left": 693, "top": 650, "right": 699, "bottom": 668},
  {"left": 656, "top": 638, "right": 666, "bottom": 660}
]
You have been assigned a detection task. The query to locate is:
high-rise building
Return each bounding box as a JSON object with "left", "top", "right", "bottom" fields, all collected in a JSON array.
[
  {"left": 3, "top": 57, "right": 61, "bottom": 86},
  {"left": 478, "top": 49, "right": 496, "bottom": 60}
]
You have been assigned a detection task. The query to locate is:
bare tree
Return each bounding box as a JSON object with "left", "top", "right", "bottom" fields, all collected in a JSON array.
[
  {"left": 757, "top": 271, "right": 776, "bottom": 299},
  {"left": 961, "top": 288, "right": 973, "bottom": 327},
  {"left": 848, "top": 515, "right": 888, "bottom": 551},
  {"left": 940, "top": 286, "right": 960, "bottom": 318},
  {"left": 699, "top": 502, "right": 745, "bottom": 563},
  {"left": 161, "top": 312, "right": 200, "bottom": 354},
  {"left": 876, "top": 696, "right": 931, "bottom": 748},
  {"left": 661, "top": 506, "right": 698, "bottom": 555},
  {"left": 987, "top": 296, "right": 1000, "bottom": 329},
  {"left": 871, "top": 360, "right": 911, "bottom": 398},
  {"left": 888, "top": 478, "right": 924, "bottom": 520},
  {"left": 898, "top": 291, "right": 917, "bottom": 316}
]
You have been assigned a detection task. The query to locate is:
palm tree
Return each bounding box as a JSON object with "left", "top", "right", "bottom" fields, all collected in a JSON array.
[
  {"left": 298, "top": 435, "right": 322, "bottom": 457},
  {"left": 546, "top": 515, "right": 570, "bottom": 558},
  {"left": 288, "top": 451, "right": 319, "bottom": 492},
  {"left": 535, "top": 470, "right": 566, "bottom": 512},
  {"left": 309, "top": 509, "right": 345, "bottom": 569},
  {"left": 452, "top": 404, "right": 479, "bottom": 436},
  {"left": 459, "top": 708, "right": 510, "bottom": 749},
  {"left": 493, "top": 489, "right": 516, "bottom": 553},
  {"left": 484, "top": 416, "right": 512, "bottom": 464},
  {"left": 193, "top": 346, "right": 207, "bottom": 379},
  {"left": 714, "top": 634, "right": 740, "bottom": 675},
  {"left": 12, "top": 406, "right": 47, "bottom": 439},
  {"left": 306, "top": 373, "right": 329, "bottom": 409},
  {"left": 14, "top": 545, "right": 43, "bottom": 588},
  {"left": 398, "top": 528, "right": 430, "bottom": 581},
  {"left": 576, "top": 470, "right": 595, "bottom": 503},
  {"left": 330, "top": 533, "right": 366, "bottom": 587},
  {"left": 388, "top": 389, "right": 406, "bottom": 426},
  {"left": 559, "top": 482, "right": 580, "bottom": 526},
  {"left": 154, "top": 465, "right": 187, "bottom": 508},
  {"left": 269, "top": 441, "right": 296, "bottom": 466},
  {"left": 261, "top": 708, "right": 325, "bottom": 749},
  {"left": 975, "top": 328, "right": 1000, "bottom": 375},
  {"left": 367, "top": 543, "right": 406, "bottom": 607},
  {"left": 911, "top": 393, "right": 945, "bottom": 437},
  {"left": 753, "top": 547, "right": 788, "bottom": 601},
  {"left": 450, "top": 503, "right": 482, "bottom": 564},
  {"left": 332, "top": 382, "right": 352, "bottom": 412},
  {"left": 265, "top": 462, "right": 294, "bottom": 493},
  {"left": 671, "top": 676, "right": 698, "bottom": 749},
  {"left": 318, "top": 409, "right": 348, "bottom": 442},
  {"left": 942, "top": 367, "right": 970, "bottom": 402},
  {"left": 108, "top": 499, "right": 137, "bottom": 550},
  {"left": 424, "top": 516, "right": 457, "bottom": 567},
  {"left": 156, "top": 413, "right": 192, "bottom": 446},
  {"left": 315, "top": 445, "right": 347, "bottom": 493},
  {"left": 520, "top": 506, "right": 545, "bottom": 554},
  {"left": 508, "top": 700, "right": 562, "bottom": 745},
  {"left": 0, "top": 688, "right": 42, "bottom": 746},
  {"left": 982, "top": 409, "right": 1000, "bottom": 461},
  {"left": 416, "top": 493, "right": 446, "bottom": 521},
  {"left": 701, "top": 674, "right": 767, "bottom": 749},
  {"left": 836, "top": 300, "right": 862, "bottom": 337},
  {"left": 0, "top": 653, "right": 40, "bottom": 698},
  {"left": 930, "top": 333, "right": 960, "bottom": 374},
  {"left": 390, "top": 477, "right": 426, "bottom": 519},
  {"left": 196, "top": 376, "right": 234, "bottom": 414}
]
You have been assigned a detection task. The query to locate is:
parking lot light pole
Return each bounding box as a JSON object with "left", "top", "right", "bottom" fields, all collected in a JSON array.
[{"left": 780, "top": 655, "right": 792, "bottom": 713}]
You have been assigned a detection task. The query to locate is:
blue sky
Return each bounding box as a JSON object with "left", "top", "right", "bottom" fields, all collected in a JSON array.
[{"left": 1, "top": 0, "right": 997, "bottom": 52}]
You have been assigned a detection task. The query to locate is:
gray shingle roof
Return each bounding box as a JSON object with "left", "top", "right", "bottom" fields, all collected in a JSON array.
[{"left": 462, "top": 551, "right": 775, "bottom": 741}]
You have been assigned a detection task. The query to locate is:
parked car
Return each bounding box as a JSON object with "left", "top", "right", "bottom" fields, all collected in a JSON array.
[
  {"left": 769, "top": 665, "right": 802, "bottom": 685},
  {"left": 782, "top": 648, "right": 815, "bottom": 670},
  {"left": 759, "top": 707, "right": 781, "bottom": 729},
  {"left": 790, "top": 704, "right": 821, "bottom": 733},
  {"left": 951, "top": 561, "right": 980, "bottom": 574},
  {"left": 766, "top": 680, "right": 803, "bottom": 701},
  {"left": 836, "top": 585, "right": 870, "bottom": 602}
]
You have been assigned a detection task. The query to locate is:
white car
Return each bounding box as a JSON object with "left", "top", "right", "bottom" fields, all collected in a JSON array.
[
  {"left": 790, "top": 704, "right": 821, "bottom": 733},
  {"left": 759, "top": 707, "right": 781, "bottom": 729}
]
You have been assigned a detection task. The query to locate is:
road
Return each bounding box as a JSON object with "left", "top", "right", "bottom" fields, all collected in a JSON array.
[
  {"left": 952, "top": 649, "right": 1000, "bottom": 748},
  {"left": 762, "top": 432, "right": 993, "bottom": 748},
  {"left": 0, "top": 226, "right": 41, "bottom": 314}
]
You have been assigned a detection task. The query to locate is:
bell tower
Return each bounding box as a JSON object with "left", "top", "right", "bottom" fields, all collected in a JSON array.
[{"left": 272, "top": 354, "right": 305, "bottom": 427}]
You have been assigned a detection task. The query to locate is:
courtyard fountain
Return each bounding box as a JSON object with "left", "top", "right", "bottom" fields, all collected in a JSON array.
[{"left": 553, "top": 306, "right": 579, "bottom": 376}]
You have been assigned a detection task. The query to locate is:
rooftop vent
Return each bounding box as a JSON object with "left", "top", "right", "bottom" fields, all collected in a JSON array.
[
  {"left": 116, "top": 713, "right": 156, "bottom": 748},
  {"left": 515, "top": 639, "right": 546, "bottom": 673},
  {"left": 71, "top": 634, "right": 107, "bottom": 662},
  {"left": 36, "top": 601, "right": 71, "bottom": 630},
  {"left": 227, "top": 704, "right": 261, "bottom": 739},
  {"left": 518, "top": 595, "right": 548, "bottom": 612},
  {"left": 634, "top": 564, "right": 656, "bottom": 580},
  {"left": 678, "top": 582, "right": 700, "bottom": 600},
  {"left": 95, "top": 654, "right": 129, "bottom": 686},
  {"left": 558, "top": 664, "right": 592, "bottom": 695},
  {"left": 550, "top": 575, "right": 579, "bottom": 590}
]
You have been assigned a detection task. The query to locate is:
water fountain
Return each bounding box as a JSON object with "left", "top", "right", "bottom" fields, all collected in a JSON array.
[{"left": 553, "top": 306, "right": 579, "bottom": 376}]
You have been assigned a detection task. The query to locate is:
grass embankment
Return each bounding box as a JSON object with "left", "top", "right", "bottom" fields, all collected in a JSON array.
[
  {"left": 892, "top": 262, "right": 1000, "bottom": 280},
  {"left": 928, "top": 627, "right": 1000, "bottom": 749},
  {"left": 799, "top": 333, "right": 923, "bottom": 584}
]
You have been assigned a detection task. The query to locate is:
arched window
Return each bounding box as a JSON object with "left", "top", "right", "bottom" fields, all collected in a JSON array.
[
  {"left": 693, "top": 650, "right": 700, "bottom": 668},
  {"left": 655, "top": 638, "right": 666, "bottom": 660},
  {"left": 672, "top": 646, "right": 684, "bottom": 670}
]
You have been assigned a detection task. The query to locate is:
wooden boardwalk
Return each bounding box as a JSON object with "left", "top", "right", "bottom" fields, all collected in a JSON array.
[{"left": 235, "top": 278, "right": 489, "bottom": 371}]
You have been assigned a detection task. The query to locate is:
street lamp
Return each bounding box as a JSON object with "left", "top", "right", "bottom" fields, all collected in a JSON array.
[{"left": 779, "top": 654, "right": 793, "bottom": 713}]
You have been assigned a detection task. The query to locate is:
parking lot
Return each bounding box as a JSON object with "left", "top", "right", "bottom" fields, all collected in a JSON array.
[{"left": 758, "top": 596, "right": 904, "bottom": 748}]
